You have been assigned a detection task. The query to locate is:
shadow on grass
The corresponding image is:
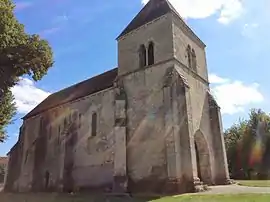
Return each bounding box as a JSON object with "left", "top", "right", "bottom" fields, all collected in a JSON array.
[
  {"left": 2, "top": 193, "right": 270, "bottom": 202},
  {"left": 237, "top": 180, "right": 270, "bottom": 187},
  {"left": 0, "top": 192, "right": 161, "bottom": 202}
]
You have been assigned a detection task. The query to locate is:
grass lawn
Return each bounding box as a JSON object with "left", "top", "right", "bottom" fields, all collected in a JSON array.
[
  {"left": 153, "top": 194, "right": 270, "bottom": 202},
  {"left": 1, "top": 193, "right": 270, "bottom": 202},
  {"left": 237, "top": 180, "right": 270, "bottom": 187}
]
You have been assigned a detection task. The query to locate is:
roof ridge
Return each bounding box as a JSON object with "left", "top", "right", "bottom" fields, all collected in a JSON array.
[
  {"left": 117, "top": 0, "right": 179, "bottom": 39},
  {"left": 164, "top": 0, "right": 183, "bottom": 19},
  {"left": 23, "top": 67, "right": 118, "bottom": 120}
]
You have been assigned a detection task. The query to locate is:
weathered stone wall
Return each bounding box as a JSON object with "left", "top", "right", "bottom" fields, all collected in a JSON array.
[
  {"left": 172, "top": 13, "right": 208, "bottom": 81},
  {"left": 172, "top": 14, "right": 229, "bottom": 185},
  {"left": 173, "top": 61, "right": 215, "bottom": 184},
  {"left": 209, "top": 98, "right": 230, "bottom": 184},
  {"left": 116, "top": 10, "right": 216, "bottom": 192},
  {"left": 14, "top": 87, "right": 116, "bottom": 192},
  {"left": 5, "top": 128, "right": 24, "bottom": 192},
  {"left": 117, "top": 14, "right": 177, "bottom": 192},
  {"left": 18, "top": 118, "right": 42, "bottom": 192},
  {"left": 118, "top": 14, "right": 174, "bottom": 76},
  {"left": 71, "top": 88, "right": 115, "bottom": 191},
  {"left": 122, "top": 61, "right": 181, "bottom": 192}
]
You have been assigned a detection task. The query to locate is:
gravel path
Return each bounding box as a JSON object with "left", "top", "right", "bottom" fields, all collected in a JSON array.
[{"left": 202, "top": 184, "right": 270, "bottom": 194}]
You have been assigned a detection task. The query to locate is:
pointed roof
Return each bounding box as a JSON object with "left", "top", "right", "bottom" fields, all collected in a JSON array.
[{"left": 117, "top": 0, "right": 180, "bottom": 39}]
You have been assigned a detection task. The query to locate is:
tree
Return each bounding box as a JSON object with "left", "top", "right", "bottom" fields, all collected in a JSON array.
[
  {"left": 0, "top": 164, "right": 4, "bottom": 183},
  {"left": 0, "top": 91, "right": 16, "bottom": 142},
  {"left": 224, "top": 108, "right": 270, "bottom": 180},
  {"left": 0, "top": 0, "right": 53, "bottom": 141}
]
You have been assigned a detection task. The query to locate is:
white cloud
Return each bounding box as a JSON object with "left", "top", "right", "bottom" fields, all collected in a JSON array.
[
  {"left": 209, "top": 74, "right": 229, "bottom": 84},
  {"left": 11, "top": 78, "right": 51, "bottom": 114},
  {"left": 142, "top": 0, "right": 244, "bottom": 24},
  {"left": 217, "top": 0, "right": 244, "bottom": 24},
  {"left": 241, "top": 23, "right": 259, "bottom": 38},
  {"left": 239, "top": 1, "right": 270, "bottom": 40},
  {"left": 209, "top": 74, "right": 264, "bottom": 115}
]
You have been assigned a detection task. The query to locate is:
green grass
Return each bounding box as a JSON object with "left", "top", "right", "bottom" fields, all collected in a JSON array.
[
  {"left": 152, "top": 194, "right": 270, "bottom": 201},
  {"left": 237, "top": 180, "right": 270, "bottom": 187},
  {"left": 1, "top": 193, "right": 270, "bottom": 202}
]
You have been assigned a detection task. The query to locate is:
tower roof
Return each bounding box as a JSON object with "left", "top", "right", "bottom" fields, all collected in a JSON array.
[{"left": 117, "top": 0, "right": 180, "bottom": 39}]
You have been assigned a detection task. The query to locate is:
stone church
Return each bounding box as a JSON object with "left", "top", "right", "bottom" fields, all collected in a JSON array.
[{"left": 4, "top": 0, "right": 230, "bottom": 194}]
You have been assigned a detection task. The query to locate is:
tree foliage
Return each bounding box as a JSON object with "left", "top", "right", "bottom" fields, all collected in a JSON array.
[
  {"left": 0, "top": 0, "right": 53, "bottom": 142},
  {"left": 0, "top": 163, "right": 4, "bottom": 183},
  {"left": 0, "top": 91, "right": 16, "bottom": 142},
  {"left": 225, "top": 108, "right": 270, "bottom": 180}
]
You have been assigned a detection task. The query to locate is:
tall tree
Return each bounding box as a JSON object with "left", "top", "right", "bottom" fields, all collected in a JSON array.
[
  {"left": 0, "top": 0, "right": 53, "bottom": 141},
  {"left": 224, "top": 108, "right": 270, "bottom": 180},
  {"left": 0, "top": 91, "right": 16, "bottom": 142}
]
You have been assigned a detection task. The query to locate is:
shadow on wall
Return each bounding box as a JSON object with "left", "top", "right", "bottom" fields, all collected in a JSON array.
[{"left": 0, "top": 193, "right": 160, "bottom": 202}]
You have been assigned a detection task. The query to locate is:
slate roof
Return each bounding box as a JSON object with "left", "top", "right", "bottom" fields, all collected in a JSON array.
[
  {"left": 23, "top": 68, "right": 118, "bottom": 120},
  {"left": 117, "top": 0, "right": 181, "bottom": 39}
]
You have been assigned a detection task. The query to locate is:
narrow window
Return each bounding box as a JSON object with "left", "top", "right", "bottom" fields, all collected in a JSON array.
[
  {"left": 191, "top": 49, "right": 197, "bottom": 72},
  {"left": 187, "top": 45, "right": 192, "bottom": 68},
  {"left": 139, "top": 44, "right": 146, "bottom": 68},
  {"left": 91, "top": 112, "right": 97, "bottom": 137},
  {"left": 45, "top": 171, "right": 50, "bottom": 189},
  {"left": 148, "top": 41, "right": 154, "bottom": 65},
  {"left": 58, "top": 125, "right": 61, "bottom": 135},
  {"left": 64, "top": 118, "right": 67, "bottom": 128},
  {"left": 79, "top": 114, "right": 82, "bottom": 128}
]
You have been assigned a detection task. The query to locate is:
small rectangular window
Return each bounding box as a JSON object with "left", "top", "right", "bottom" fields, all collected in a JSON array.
[
  {"left": 79, "top": 114, "right": 82, "bottom": 128},
  {"left": 91, "top": 112, "right": 97, "bottom": 137}
]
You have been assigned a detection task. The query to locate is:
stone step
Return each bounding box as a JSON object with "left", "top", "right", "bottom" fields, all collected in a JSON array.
[{"left": 194, "top": 184, "right": 209, "bottom": 192}]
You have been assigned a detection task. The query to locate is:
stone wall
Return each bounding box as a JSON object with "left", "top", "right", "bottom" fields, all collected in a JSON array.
[
  {"left": 172, "top": 13, "right": 208, "bottom": 81},
  {"left": 121, "top": 59, "right": 195, "bottom": 193},
  {"left": 71, "top": 88, "right": 115, "bottom": 191},
  {"left": 172, "top": 14, "right": 229, "bottom": 184},
  {"left": 118, "top": 14, "right": 174, "bottom": 76},
  {"left": 13, "top": 87, "right": 116, "bottom": 192},
  {"left": 123, "top": 62, "right": 169, "bottom": 192}
]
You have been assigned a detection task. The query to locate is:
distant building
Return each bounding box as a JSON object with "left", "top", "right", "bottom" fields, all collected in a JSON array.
[
  {"left": 5, "top": 0, "right": 230, "bottom": 194},
  {"left": 0, "top": 157, "right": 8, "bottom": 183},
  {"left": 0, "top": 157, "right": 8, "bottom": 168}
]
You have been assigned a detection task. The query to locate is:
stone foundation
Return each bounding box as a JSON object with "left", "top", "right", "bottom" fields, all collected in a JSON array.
[
  {"left": 127, "top": 177, "right": 196, "bottom": 194},
  {"left": 113, "top": 175, "right": 128, "bottom": 193}
]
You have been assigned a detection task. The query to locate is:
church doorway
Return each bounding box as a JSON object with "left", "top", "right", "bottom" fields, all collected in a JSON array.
[
  {"left": 194, "top": 130, "right": 212, "bottom": 184},
  {"left": 195, "top": 142, "right": 202, "bottom": 180}
]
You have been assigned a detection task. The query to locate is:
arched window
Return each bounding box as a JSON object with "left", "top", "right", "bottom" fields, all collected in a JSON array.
[
  {"left": 91, "top": 112, "right": 97, "bottom": 137},
  {"left": 148, "top": 41, "right": 154, "bottom": 65},
  {"left": 187, "top": 45, "right": 192, "bottom": 69},
  {"left": 139, "top": 44, "right": 146, "bottom": 68},
  {"left": 192, "top": 49, "right": 197, "bottom": 72}
]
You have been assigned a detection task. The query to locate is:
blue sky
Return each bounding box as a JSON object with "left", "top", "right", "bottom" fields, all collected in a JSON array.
[{"left": 1, "top": 0, "right": 270, "bottom": 155}]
